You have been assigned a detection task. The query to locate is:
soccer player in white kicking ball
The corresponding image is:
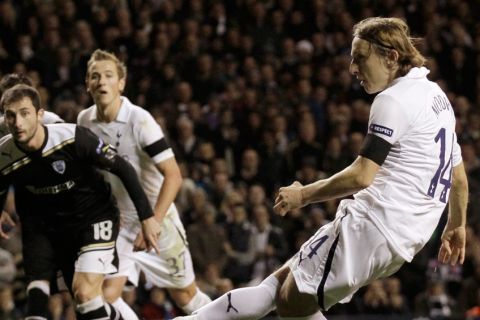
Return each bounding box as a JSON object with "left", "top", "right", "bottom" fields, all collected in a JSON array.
[{"left": 175, "top": 17, "right": 468, "bottom": 320}]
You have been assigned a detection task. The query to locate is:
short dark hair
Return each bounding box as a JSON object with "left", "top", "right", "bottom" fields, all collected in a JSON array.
[
  {"left": 0, "top": 74, "right": 34, "bottom": 98},
  {"left": 0, "top": 84, "right": 41, "bottom": 112}
]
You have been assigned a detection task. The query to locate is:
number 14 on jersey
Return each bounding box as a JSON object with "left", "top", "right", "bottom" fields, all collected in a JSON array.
[{"left": 428, "top": 128, "right": 454, "bottom": 203}]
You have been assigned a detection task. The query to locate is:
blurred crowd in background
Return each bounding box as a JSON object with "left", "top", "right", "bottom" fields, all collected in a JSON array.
[{"left": 1, "top": 0, "right": 480, "bottom": 319}]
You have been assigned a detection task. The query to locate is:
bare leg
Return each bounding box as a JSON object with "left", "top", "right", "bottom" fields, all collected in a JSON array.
[
  {"left": 276, "top": 269, "right": 323, "bottom": 319},
  {"left": 103, "top": 276, "right": 139, "bottom": 319},
  {"left": 168, "top": 281, "right": 211, "bottom": 314},
  {"left": 73, "top": 272, "right": 122, "bottom": 320}
]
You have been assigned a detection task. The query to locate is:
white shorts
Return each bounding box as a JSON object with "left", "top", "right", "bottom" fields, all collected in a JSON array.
[
  {"left": 75, "top": 243, "right": 118, "bottom": 275},
  {"left": 106, "top": 208, "right": 195, "bottom": 289},
  {"left": 289, "top": 201, "right": 405, "bottom": 311}
]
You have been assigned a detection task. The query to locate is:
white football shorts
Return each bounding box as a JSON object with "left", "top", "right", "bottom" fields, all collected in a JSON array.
[
  {"left": 75, "top": 243, "right": 118, "bottom": 275},
  {"left": 106, "top": 207, "right": 195, "bottom": 289},
  {"left": 289, "top": 200, "right": 405, "bottom": 311}
]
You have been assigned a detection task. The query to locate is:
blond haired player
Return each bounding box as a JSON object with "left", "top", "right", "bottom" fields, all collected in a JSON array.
[
  {"left": 176, "top": 17, "right": 468, "bottom": 320},
  {"left": 78, "top": 49, "right": 211, "bottom": 319}
]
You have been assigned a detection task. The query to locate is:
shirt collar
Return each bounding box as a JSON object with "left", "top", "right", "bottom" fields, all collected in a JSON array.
[
  {"left": 389, "top": 67, "right": 430, "bottom": 88},
  {"left": 404, "top": 66, "right": 430, "bottom": 79},
  {"left": 89, "top": 96, "right": 131, "bottom": 123}
]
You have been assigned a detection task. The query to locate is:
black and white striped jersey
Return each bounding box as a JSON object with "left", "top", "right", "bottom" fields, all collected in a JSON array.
[{"left": 0, "top": 123, "right": 129, "bottom": 230}]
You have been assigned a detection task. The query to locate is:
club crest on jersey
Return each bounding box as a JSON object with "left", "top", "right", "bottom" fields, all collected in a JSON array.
[
  {"left": 51, "top": 160, "right": 66, "bottom": 174},
  {"left": 369, "top": 123, "right": 393, "bottom": 137},
  {"left": 96, "top": 138, "right": 104, "bottom": 154}
]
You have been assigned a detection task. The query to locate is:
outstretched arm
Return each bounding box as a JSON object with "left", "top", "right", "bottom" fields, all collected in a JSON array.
[
  {"left": 274, "top": 156, "right": 380, "bottom": 215},
  {"left": 438, "top": 162, "right": 468, "bottom": 265}
]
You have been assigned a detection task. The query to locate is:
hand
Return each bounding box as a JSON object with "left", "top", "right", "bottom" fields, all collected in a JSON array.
[
  {"left": 0, "top": 211, "right": 16, "bottom": 239},
  {"left": 274, "top": 181, "right": 304, "bottom": 216},
  {"left": 438, "top": 225, "right": 466, "bottom": 265},
  {"left": 133, "top": 231, "right": 146, "bottom": 251},
  {"left": 141, "top": 217, "right": 161, "bottom": 254}
]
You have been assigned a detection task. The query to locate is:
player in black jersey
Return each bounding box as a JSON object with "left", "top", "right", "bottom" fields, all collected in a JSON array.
[
  {"left": 0, "top": 73, "right": 69, "bottom": 319},
  {"left": 0, "top": 84, "right": 162, "bottom": 320}
]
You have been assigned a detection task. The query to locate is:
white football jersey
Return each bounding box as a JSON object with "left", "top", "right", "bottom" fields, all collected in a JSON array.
[
  {"left": 77, "top": 97, "right": 175, "bottom": 236},
  {"left": 348, "top": 67, "right": 462, "bottom": 262},
  {"left": 0, "top": 110, "right": 64, "bottom": 138}
]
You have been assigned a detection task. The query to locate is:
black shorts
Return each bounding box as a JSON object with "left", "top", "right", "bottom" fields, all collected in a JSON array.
[{"left": 22, "top": 213, "right": 120, "bottom": 292}]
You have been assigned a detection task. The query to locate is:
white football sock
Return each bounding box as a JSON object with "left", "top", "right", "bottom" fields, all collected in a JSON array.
[
  {"left": 194, "top": 274, "right": 279, "bottom": 320},
  {"left": 76, "top": 295, "right": 104, "bottom": 314},
  {"left": 112, "top": 297, "right": 139, "bottom": 319}
]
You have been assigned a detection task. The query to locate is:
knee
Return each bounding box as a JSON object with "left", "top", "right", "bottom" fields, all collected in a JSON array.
[
  {"left": 102, "top": 285, "right": 120, "bottom": 304},
  {"left": 73, "top": 282, "right": 97, "bottom": 303},
  {"left": 276, "top": 274, "right": 319, "bottom": 317},
  {"left": 273, "top": 267, "right": 292, "bottom": 313},
  {"left": 72, "top": 273, "right": 104, "bottom": 303},
  {"left": 276, "top": 282, "right": 290, "bottom": 315},
  {"left": 102, "top": 277, "right": 128, "bottom": 304},
  {"left": 173, "top": 283, "right": 212, "bottom": 314},
  {"left": 169, "top": 282, "right": 197, "bottom": 306}
]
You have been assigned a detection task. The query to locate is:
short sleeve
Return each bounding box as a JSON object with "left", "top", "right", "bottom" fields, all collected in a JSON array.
[
  {"left": 452, "top": 133, "right": 462, "bottom": 167},
  {"left": 368, "top": 94, "right": 410, "bottom": 145},
  {"left": 76, "top": 110, "right": 86, "bottom": 126},
  {"left": 136, "top": 111, "right": 174, "bottom": 163},
  {"left": 42, "top": 111, "right": 64, "bottom": 124}
]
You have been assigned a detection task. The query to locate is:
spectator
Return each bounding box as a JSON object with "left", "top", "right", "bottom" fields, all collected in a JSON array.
[
  {"left": 174, "top": 115, "right": 200, "bottom": 163},
  {"left": 234, "top": 148, "right": 266, "bottom": 189},
  {"left": 141, "top": 288, "right": 177, "bottom": 320},
  {"left": 223, "top": 204, "right": 255, "bottom": 286},
  {"left": 287, "top": 118, "right": 323, "bottom": 173},
  {"left": 249, "top": 204, "right": 288, "bottom": 285},
  {"left": 414, "top": 281, "right": 456, "bottom": 320},
  {"left": 384, "top": 277, "right": 410, "bottom": 315},
  {"left": 196, "top": 264, "right": 233, "bottom": 300},
  {"left": 322, "top": 136, "right": 350, "bottom": 176},
  {"left": 187, "top": 204, "right": 227, "bottom": 274},
  {"left": 459, "top": 260, "right": 480, "bottom": 314},
  {"left": 218, "top": 190, "right": 244, "bottom": 223},
  {"left": 362, "top": 280, "right": 390, "bottom": 315}
]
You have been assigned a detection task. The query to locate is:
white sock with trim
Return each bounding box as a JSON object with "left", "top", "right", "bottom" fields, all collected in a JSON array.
[
  {"left": 112, "top": 297, "right": 138, "bottom": 319},
  {"left": 194, "top": 274, "right": 279, "bottom": 320}
]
